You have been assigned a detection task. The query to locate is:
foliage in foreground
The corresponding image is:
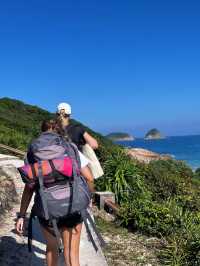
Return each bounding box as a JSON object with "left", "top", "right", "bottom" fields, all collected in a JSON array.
[{"left": 96, "top": 147, "right": 200, "bottom": 266}]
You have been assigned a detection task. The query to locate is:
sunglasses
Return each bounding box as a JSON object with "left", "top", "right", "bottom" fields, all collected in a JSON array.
[{"left": 56, "top": 113, "right": 70, "bottom": 118}]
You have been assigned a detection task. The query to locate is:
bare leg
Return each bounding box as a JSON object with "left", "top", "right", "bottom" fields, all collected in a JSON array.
[
  {"left": 40, "top": 225, "right": 59, "bottom": 266},
  {"left": 61, "top": 227, "right": 71, "bottom": 266},
  {"left": 61, "top": 223, "right": 82, "bottom": 266}
]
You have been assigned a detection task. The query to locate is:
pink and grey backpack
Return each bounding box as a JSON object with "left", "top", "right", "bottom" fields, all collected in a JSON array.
[{"left": 18, "top": 132, "right": 105, "bottom": 253}]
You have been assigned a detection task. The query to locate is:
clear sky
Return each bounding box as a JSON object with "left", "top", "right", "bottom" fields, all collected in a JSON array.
[{"left": 0, "top": 0, "right": 200, "bottom": 137}]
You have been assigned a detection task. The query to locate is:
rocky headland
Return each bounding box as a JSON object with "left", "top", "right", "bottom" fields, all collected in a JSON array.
[
  {"left": 106, "top": 132, "right": 134, "bottom": 141},
  {"left": 145, "top": 128, "right": 165, "bottom": 140}
]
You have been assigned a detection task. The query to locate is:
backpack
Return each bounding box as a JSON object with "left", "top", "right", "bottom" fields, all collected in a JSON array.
[{"left": 18, "top": 132, "right": 106, "bottom": 253}]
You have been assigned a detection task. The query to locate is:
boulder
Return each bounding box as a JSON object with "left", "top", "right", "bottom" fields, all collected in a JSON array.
[
  {"left": 0, "top": 154, "right": 24, "bottom": 217},
  {"left": 0, "top": 168, "right": 18, "bottom": 217},
  {"left": 127, "top": 148, "right": 171, "bottom": 164}
]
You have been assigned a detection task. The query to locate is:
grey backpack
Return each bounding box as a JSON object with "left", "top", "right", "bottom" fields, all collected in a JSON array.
[{"left": 24, "top": 132, "right": 105, "bottom": 253}]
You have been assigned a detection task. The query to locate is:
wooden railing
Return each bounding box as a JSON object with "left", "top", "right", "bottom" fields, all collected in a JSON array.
[
  {"left": 0, "top": 143, "right": 25, "bottom": 157},
  {"left": 104, "top": 199, "right": 119, "bottom": 214}
]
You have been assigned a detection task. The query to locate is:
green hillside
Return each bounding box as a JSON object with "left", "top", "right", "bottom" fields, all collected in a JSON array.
[
  {"left": 0, "top": 97, "right": 113, "bottom": 152},
  {"left": 0, "top": 98, "right": 50, "bottom": 149}
]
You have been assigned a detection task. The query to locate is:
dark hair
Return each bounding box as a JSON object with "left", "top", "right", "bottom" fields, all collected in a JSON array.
[
  {"left": 41, "top": 120, "right": 57, "bottom": 132},
  {"left": 41, "top": 119, "right": 70, "bottom": 141}
]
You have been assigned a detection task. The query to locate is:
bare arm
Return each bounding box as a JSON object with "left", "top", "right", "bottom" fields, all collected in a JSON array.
[
  {"left": 16, "top": 185, "right": 34, "bottom": 234},
  {"left": 19, "top": 184, "right": 34, "bottom": 216},
  {"left": 83, "top": 132, "right": 99, "bottom": 149},
  {"left": 81, "top": 166, "right": 95, "bottom": 193}
]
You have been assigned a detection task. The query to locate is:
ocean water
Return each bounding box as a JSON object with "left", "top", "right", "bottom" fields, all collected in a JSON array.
[{"left": 117, "top": 135, "right": 200, "bottom": 170}]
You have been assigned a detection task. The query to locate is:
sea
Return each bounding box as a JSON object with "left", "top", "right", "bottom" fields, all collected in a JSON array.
[{"left": 117, "top": 135, "right": 200, "bottom": 171}]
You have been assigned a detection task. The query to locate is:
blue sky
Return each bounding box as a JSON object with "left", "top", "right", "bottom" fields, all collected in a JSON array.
[{"left": 0, "top": 0, "right": 200, "bottom": 137}]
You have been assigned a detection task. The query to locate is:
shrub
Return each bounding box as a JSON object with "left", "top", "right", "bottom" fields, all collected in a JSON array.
[
  {"left": 97, "top": 147, "right": 200, "bottom": 265},
  {"left": 144, "top": 160, "right": 193, "bottom": 201},
  {"left": 160, "top": 211, "right": 200, "bottom": 266},
  {"left": 95, "top": 147, "right": 147, "bottom": 203}
]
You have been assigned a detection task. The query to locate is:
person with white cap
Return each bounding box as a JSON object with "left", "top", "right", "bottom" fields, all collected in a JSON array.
[{"left": 56, "top": 102, "right": 98, "bottom": 152}]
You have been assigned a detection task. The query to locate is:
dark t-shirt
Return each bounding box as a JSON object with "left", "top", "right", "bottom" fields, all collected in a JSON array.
[{"left": 65, "top": 124, "right": 86, "bottom": 151}]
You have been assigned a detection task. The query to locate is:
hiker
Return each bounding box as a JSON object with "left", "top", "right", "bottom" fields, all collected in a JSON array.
[
  {"left": 56, "top": 102, "right": 98, "bottom": 151},
  {"left": 16, "top": 119, "right": 95, "bottom": 266},
  {"left": 56, "top": 103, "right": 104, "bottom": 179}
]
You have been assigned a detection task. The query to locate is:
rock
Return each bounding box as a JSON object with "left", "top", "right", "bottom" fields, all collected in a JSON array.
[
  {"left": 127, "top": 148, "right": 172, "bottom": 163},
  {"left": 0, "top": 154, "right": 24, "bottom": 218},
  {"left": 0, "top": 154, "right": 24, "bottom": 168},
  {"left": 0, "top": 171, "right": 18, "bottom": 217},
  {"left": 92, "top": 205, "right": 115, "bottom": 222},
  {"left": 145, "top": 128, "right": 164, "bottom": 140}
]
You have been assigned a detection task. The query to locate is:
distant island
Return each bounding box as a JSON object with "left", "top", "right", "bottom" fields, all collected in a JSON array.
[
  {"left": 145, "top": 128, "right": 165, "bottom": 140},
  {"left": 106, "top": 132, "right": 134, "bottom": 141}
]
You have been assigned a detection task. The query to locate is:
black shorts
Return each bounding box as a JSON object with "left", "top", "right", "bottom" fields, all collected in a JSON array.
[{"left": 38, "top": 212, "right": 83, "bottom": 229}]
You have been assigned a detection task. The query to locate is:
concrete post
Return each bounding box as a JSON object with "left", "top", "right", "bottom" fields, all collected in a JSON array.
[{"left": 95, "top": 191, "right": 115, "bottom": 210}]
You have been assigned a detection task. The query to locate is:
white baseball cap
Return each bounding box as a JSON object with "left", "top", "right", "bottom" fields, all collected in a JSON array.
[{"left": 57, "top": 102, "right": 72, "bottom": 115}]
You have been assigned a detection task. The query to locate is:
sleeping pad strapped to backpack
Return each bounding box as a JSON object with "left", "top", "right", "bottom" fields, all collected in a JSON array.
[{"left": 18, "top": 132, "right": 106, "bottom": 253}]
